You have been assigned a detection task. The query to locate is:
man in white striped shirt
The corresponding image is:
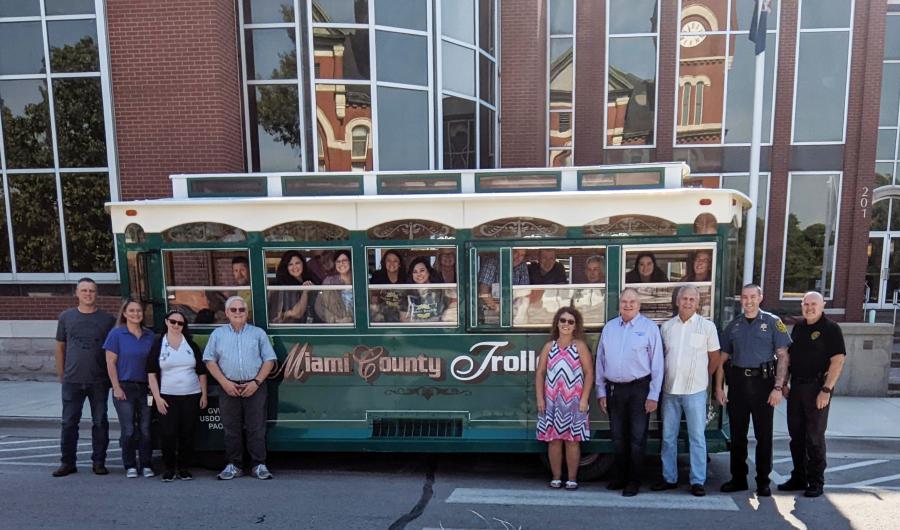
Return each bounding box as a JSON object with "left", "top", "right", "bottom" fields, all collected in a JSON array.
[{"left": 653, "top": 285, "right": 721, "bottom": 497}]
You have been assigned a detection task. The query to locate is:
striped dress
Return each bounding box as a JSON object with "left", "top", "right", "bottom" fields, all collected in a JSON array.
[{"left": 537, "top": 341, "right": 590, "bottom": 442}]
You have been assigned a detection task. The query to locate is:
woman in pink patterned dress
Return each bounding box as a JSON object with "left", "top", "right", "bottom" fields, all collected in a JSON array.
[{"left": 536, "top": 307, "right": 594, "bottom": 490}]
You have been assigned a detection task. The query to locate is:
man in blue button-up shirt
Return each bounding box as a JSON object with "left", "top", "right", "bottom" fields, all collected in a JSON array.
[
  {"left": 596, "top": 287, "right": 664, "bottom": 497},
  {"left": 204, "top": 296, "right": 276, "bottom": 480}
]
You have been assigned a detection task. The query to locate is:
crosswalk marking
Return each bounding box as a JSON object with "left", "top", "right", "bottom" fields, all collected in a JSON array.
[
  {"left": 0, "top": 438, "right": 56, "bottom": 446},
  {"left": 0, "top": 442, "right": 97, "bottom": 453},
  {"left": 825, "top": 459, "right": 888, "bottom": 474},
  {"left": 839, "top": 473, "right": 900, "bottom": 488},
  {"left": 445, "top": 487, "right": 740, "bottom": 511}
]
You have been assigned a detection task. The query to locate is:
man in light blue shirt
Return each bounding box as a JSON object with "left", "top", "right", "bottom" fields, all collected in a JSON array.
[
  {"left": 596, "top": 287, "right": 664, "bottom": 497},
  {"left": 204, "top": 296, "right": 276, "bottom": 480}
]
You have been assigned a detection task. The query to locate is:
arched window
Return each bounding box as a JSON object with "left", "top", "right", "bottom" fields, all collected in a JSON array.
[{"left": 351, "top": 125, "right": 369, "bottom": 159}]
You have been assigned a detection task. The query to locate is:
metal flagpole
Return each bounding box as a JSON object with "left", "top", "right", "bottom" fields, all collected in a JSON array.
[{"left": 743, "top": 0, "right": 767, "bottom": 287}]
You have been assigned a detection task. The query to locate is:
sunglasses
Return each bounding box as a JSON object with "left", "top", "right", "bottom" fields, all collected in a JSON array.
[
  {"left": 166, "top": 318, "right": 185, "bottom": 327},
  {"left": 558, "top": 317, "right": 576, "bottom": 325},
  {"left": 228, "top": 307, "right": 247, "bottom": 313}
]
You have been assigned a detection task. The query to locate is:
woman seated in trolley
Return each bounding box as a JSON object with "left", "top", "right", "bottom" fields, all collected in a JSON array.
[
  {"left": 401, "top": 256, "right": 455, "bottom": 323},
  {"left": 625, "top": 252, "right": 668, "bottom": 283},
  {"left": 314, "top": 250, "right": 354, "bottom": 324},
  {"left": 683, "top": 249, "right": 712, "bottom": 282},
  {"left": 369, "top": 249, "right": 407, "bottom": 323},
  {"left": 268, "top": 250, "right": 317, "bottom": 324}
]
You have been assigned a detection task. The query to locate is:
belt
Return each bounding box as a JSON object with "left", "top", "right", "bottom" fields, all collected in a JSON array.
[
  {"left": 607, "top": 374, "right": 651, "bottom": 387},
  {"left": 228, "top": 379, "right": 256, "bottom": 385},
  {"left": 791, "top": 375, "right": 824, "bottom": 384},
  {"left": 730, "top": 366, "right": 763, "bottom": 377}
]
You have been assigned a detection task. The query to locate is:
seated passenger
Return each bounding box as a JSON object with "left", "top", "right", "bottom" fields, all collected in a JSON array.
[
  {"left": 402, "top": 257, "right": 453, "bottom": 323},
  {"left": 574, "top": 256, "right": 605, "bottom": 324},
  {"left": 625, "top": 252, "right": 668, "bottom": 283},
  {"left": 268, "top": 250, "right": 317, "bottom": 324},
  {"left": 314, "top": 250, "right": 354, "bottom": 324},
  {"left": 584, "top": 255, "right": 605, "bottom": 284},
  {"left": 528, "top": 249, "right": 568, "bottom": 285},
  {"left": 683, "top": 250, "right": 712, "bottom": 282},
  {"left": 477, "top": 249, "right": 530, "bottom": 311},
  {"left": 369, "top": 250, "right": 407, "bottom": 323},
  {"left": 434, "top": 248, "right": 457, "bottom": 284}
]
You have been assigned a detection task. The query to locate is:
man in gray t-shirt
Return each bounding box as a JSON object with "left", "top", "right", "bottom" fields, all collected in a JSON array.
[{"left": 53, "top": 278, "right": 116, "bottom": 477}]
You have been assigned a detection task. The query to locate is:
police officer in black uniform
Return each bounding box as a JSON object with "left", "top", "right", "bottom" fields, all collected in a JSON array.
[
  {"left": 777, "top": 291, "right": 846, "bottom": 498},
  {"left": 715, "top": 284, "right": 791, "bottom": 496}
]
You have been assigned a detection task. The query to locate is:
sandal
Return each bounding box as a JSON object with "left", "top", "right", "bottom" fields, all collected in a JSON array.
[
  {"left": 565, "top": 480, "right": 579, "bottom": 490},
  {"left": 549, "top": 479, "right": 562, "bottom": 489}
]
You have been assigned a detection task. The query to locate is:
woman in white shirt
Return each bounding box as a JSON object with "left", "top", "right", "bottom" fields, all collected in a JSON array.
[{"left": 146, "top": 310, "right": 208, "bottom": 482}]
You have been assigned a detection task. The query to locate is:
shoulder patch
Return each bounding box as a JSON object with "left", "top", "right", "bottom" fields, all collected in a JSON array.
[{"left": 776, "top": 320, "right": 787, "bottom": 333}]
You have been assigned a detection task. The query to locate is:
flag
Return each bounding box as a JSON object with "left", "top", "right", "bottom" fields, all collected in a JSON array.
[{"left": 748, "top": 0, "right": 771, "bottom": 55}]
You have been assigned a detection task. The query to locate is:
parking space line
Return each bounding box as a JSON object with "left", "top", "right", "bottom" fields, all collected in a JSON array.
[
  {"left": 773, "top": 457, "right": 793, "bottom": 464},
  {"left": 445, "top": 487, "right": 740, "bottom": 511},
  {"left": 0, "top": 442, "right": 98, "bottom": 453},
  {"left": 839, "top": 473, "right": 900, "bottom": 488},
  {"left": 824, "top": 459, "right": 888, "bottom": 474},
  {"left": 0, "top": 438, "right": 56, "bottom": 446}
]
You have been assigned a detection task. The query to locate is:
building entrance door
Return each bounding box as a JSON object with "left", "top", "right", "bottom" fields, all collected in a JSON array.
[{"left": 865, "top": 234, "right": 900, "bottom": 308}]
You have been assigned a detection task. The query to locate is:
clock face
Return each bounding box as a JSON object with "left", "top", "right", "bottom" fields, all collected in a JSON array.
[{"left": 680, "top": 20, "right": 707, "bottom": 47}]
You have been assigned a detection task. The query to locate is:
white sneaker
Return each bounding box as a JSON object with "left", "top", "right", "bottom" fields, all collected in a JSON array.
[
  {"left": 126, "top": 468, "right": 138, "bottom": 478},
  {"left": 217, "top": 463, "right": 242, "bottom": 480},
  {"left": 142, "top": 468, "right": 155, "bottom": 478},
  {"left": 252, "top": 464, "right": 273, "bottom": 480}
]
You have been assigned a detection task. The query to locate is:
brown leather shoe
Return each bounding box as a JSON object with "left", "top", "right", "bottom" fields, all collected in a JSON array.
[
  {"left": 92, "top": 463, "right": 109, "bottom": 475},
  {"left": 52, "top": 464, "right": 77, "bottom": 477}
]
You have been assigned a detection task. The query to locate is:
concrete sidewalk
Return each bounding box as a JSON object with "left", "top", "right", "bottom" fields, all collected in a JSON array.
[{"left": 1, "top": 381, "right": 899, "bottom": 439}]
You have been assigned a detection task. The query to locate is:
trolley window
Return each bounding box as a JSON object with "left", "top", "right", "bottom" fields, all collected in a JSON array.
[
  {"left": 366, "top": 246, "right": 458, "bottom": 326},
  {"left": 163, "top": 250, "right": 253, "bottom": 325},
  {"left": 622, "top": 244, "right": 716, "bottom": 321},
  {"left": 264, "top": 248, "right": 354, "bottom": 326}
]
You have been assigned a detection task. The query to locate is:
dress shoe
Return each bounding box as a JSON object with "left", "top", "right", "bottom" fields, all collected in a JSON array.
[
  {"left": 777, "top": 478, "right": 807, "bottom": 491},
  {"left": 720, "top": 480, "right": 749, "bottom": 493},
  {"left": 804, "top": 486, "right": 824, "bottom": 498},
  {"left": 52, "top": 464, "right": 77, "bottom": 477},
  {"left": 92, "top": 463, "right": 109, "bottom": 475},
  {"left": 650, "top": 480, "right": 677, "bottom": 491},
  {"left": 756, "top": 485, "right": 772, "bottom": 497},
  {"left": 690, "top": 484, "right": 706, "bottom": 497},
  {"left": 622, "top": 483, "right": 639, "bottom": 497},
  {"left": 607, "top": 480, "right": 626, "bottom": 491}
]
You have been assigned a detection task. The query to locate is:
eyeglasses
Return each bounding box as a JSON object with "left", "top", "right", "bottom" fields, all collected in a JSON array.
[
  {"left": 558, "top": 318, "right": 576, "bottom": 325},
  {"left": 166, "top": 318, "right": 185, "bottom": 327},
  {"left": 228, "top": 307, "right": 247, "bottom": 314}
]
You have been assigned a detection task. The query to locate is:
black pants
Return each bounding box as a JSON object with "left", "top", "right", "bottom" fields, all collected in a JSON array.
[
  {"left": 607, "top": 377, "right": 651, "bottom": 486},
  {"left": 159, "top": 393, "right": 200, "bottom": 473},
  {"left": 219, "top": 383, "right": 268, "bottom": 468},
  {"left": 787, "top": 381, "right": 829, "bottom": 488},
  {"left": 726, "top": 370, "right": 774, "bottom": 487}
]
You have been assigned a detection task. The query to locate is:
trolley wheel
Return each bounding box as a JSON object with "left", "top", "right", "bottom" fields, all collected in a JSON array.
[{"left": 538, "top": 452, "right": 614, "bottom": 481}]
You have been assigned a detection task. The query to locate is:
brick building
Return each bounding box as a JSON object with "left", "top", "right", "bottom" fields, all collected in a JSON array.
[{"left": 0, "top": 0, "right": 896, "bottom": 368}]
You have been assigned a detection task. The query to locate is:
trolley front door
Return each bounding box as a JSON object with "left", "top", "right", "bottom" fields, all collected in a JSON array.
[{"left": 865, "top": 234, "right": 900, "bottom": 309}]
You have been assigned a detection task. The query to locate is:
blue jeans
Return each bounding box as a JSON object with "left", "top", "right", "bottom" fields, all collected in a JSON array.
[
  {"left": 60, "top": 382, "right": 110, "bottom": 466},
  {"left": 661, "top": 390, "right": 708, "bottom": 485},
  {"left": 112, "top": 382, "right": 152, "bottom": 469}
]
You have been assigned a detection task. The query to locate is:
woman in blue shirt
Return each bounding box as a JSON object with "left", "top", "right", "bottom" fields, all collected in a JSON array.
[{"left": 104, "top": 300, "right": 155, "bottom": 478}]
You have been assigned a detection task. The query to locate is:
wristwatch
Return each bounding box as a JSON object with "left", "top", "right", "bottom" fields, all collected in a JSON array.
[{"left": 820, "top": 386, "right": 833, "bottom": 394}]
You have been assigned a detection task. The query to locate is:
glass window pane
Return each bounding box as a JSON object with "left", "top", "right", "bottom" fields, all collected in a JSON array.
[
  {"left": 9, "top": 174, "right": 62, "bottom": 272},
  {"left": 866, "top": 237, "right": 884, "bottom": 302},
  {"left": 724, "top": 33, "right": 776, "bottom": 143},
  {"left": 549, "top": 149, "right": 572, "bottom": 167},
  {"left": 733, "top": 0, "right": 780, "bottom": 32},
  {"left": 0, "top": 22, "right": 44, "bottom": 75},
  {"left": 249, "top": 84, "right": 301, "bottom": 172},
  {"left": 783, "top": 173, "right": 840, "bottom": 298},
  {"left": 549, "top": 111, "right": 572, "bottom": 148},
  {"left": 312, "top": 0, "right": 368, "bottom": 24},
  {"left": 442, "top": 41, "right": 475, "bottom": 96},
  {"left": 722, "top": 174, "right": 768, "bottom": 287},
  {"left": 377, "top": 86, "right": 429, "bottom": 170},
  {"left": 44, "top": 0, "right": 95, "bottom": 15},
  {"left": 375, "top": 31, "right": 427, "bottom": 86},
  {"left": 442, "top": 96, "right": 476, "bottom": 169},
  {"left": 0, "top": 0, "right": 40, "bottom": 17},
  {"left": 0, "top": 188, "right": 9, "bottom": 272},
  {"left": 479, "top": 0, "right": 495, "bottom": 55},
  {"left": 681, "top": 0, "right": 726, "bottom": 32},
  {"left": 164, "top": 250, "right": 253, "bottom": 325},
  {"left": 870, "top": 167, "right": 891, "bottom": 232},
  {"left": 892, "top": 199, "right": 900, "bottom": 234},
  {"left": 54, "top": 77, "right": 108, "bottom": 168},
  {"left": 48, "top": 20, "right": 99, "bottom": 73},
  {"left": 479, "top": 105, "right": 495, "bottom": 168},
  {"left": 677, "top": 35, "right": 725, "bottom": 145},
  {"left": 793, "top": 32, "right": 849, "bottom": 143},
  {"left": 877, "top": 129, "right": 897, "bottom": 161},
  {"left": 608, "top": 0, "right": 657, "bottom": 34},
  {"left": 886, "top": 15, "right": 900, "bottom": 61},
  {"left": 61, "top": 173, "right": 114, "bottom": 272},
  {"left": 163, "top": 223, "right": 247, "bottom": 243},
  {"left": 479, "top": 54, "right": 495, "bottom": 104},
  {"left": 313, "top": 28, "right": 370, "bottom": 80},
  {"left": 375, "top": 0, "right": 427, "bottom": 31},
  {"left": 442, "top": 0, "right": 474, "bottom": 43},
  {"left": 245, "top": 28, "right": 297, "bottom": 80},
  {"left": 607, "top": 37, "right": 657, "bottom": 146},
  {"left": 316, "top": 84, "right": 372, "bottom": 171},
  {"left": 0, "top": 79, "right": 53, "bottom": 169},
  {"left": 549, "top": 38, "right": 573, "bottom": 111},
  {"left": 242, "top": 0, "right": 294, "bottom": 23},
  {"left": 549, "top": 0, "right": 573, "bottom": 35},
  {"left": 800, "top": 0, "right": 851, "bottom": 29},
  {"left": 880, "top": 64, "right": 900, "bottom": 127}
]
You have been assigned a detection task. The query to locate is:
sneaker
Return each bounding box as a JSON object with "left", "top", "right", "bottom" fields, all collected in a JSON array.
[
  {"left": 252, "top": 464, "right": 273, "bottom": 480},
  {"left": 126, "top": 468, "right": 138, "bottom": 478},
  {"left": 177, "top": 470, "right": 193, "bottom": 481},
  {"left": 778, "top": 477, "right": 808, "bottom": 492},
  {"left": 161, "top": 471, "right": 176, "bottom": 482},
  {"left": 92, "top": 463, "right": 109, "bottom": 475},
  {"left": 217, "top": 463, "right": 242, "bottom": 480},
  {"left": 142, "top": 467, "right": 155, "bottom": 478},
  {"left": 52, "top": 464, "right": 77, "bottom": 477}
]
